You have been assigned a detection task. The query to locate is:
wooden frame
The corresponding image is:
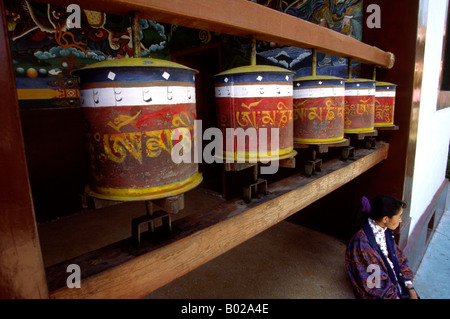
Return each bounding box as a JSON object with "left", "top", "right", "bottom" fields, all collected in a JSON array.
[
  {"left": 1, "top": 0, "right": 396, "bottom": 298},
  {"left": 0, "top": 0, "right": 48, "bottom": 298},
  {"left": 36, "top": 0, "right": 393, "bottom": 67}
]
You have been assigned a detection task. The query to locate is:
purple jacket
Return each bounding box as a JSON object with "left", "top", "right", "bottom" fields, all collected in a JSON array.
[{"left": 345, "top": 222, "right": 414, "bottom": 299}]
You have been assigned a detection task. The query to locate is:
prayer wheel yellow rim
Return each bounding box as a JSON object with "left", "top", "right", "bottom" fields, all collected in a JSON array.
[
  {"left": 344, "top": 127, "right": 375, "bottom": 133},
  {"left": 217, "top": 147, "right": 297, "bottom": 162},
  {"left": 374, "top": 123, "right": 395, "bottom": 127},
  {"left": 294, "top": 136, "right": 345, "bottom": 144},
  {"left": 86, "top": 172, "right": 203, "bottom": 201}
]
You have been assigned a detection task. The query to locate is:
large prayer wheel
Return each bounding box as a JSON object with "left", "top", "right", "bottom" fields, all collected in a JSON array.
[
  {"left": 214, "top": 65, "right": 296, "bottom": 162},
  {"left": 344, "top": 79, "right": 376, "bottom": 133},
  {"left": 293, "top": 75, "right": 345, "bottom": 144},
  {"left": 74, "top": 58, "right": 202, "bottom": 201},
  {"left": 374, "top": 81, "right": 397, "bottom": 127}
]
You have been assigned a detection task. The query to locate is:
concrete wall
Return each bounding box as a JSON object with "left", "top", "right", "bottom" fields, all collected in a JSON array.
[{"left": 409, "top": 0, "right": 450, "bottom": 234}]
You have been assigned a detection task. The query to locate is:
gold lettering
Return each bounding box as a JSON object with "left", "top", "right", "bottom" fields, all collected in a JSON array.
[
  {"left": 261, "top": 110, "right": 276, "bottom": 127},
  {"left": 241, "top": 100, "right": 263, "bottom": 110},
  {"left": 172, "top": 111, "right": 192, "bottom": 127},
  {"left": 88, "top": 111, "right": 195, "bottom": 165},
  {"left": 324, "top": 99, "right": 336, "bottom": 121},
  {"left": 307, "top": 107, "right": 321, "bottom": 121},
  {"left": 236, "top": 111, "right": 257, "bottom": 128},
  {"left": 143, "top": 129, "right": 172, "bottom": 158},
  {"left": 103, "top": 132, "right": 142, "bottom": 164},
  {"left": 107, "top": 110, "right": 142, "bottom": 133}
]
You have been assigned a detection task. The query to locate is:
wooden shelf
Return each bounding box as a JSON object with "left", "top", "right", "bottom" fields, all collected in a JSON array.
[
  {"left": 37, "top": 0, "right": 393, "bottom": 67},
  {"left": 1, "top": 1, "right": 394, "bottom": 298},
  {"left": 46, "top": 142, "right": 389, "bottom": 299}
]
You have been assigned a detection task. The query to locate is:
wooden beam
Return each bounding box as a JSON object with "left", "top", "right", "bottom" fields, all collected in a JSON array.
[
  {"left": 0, "top": 0, "right": 48, "bottom": 298},
  {"left": 36, "top": 0, "right": 392, "bottom": 67},
  {"left": 47, "top": 142, "right": 389, "bottom": 299}
]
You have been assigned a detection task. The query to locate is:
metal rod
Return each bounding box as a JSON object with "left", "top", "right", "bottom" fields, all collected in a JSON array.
[
  {"left": 145, "top": 200, "right": 155, "bottom": 232},
  {"left": 312, "top": 49, "right": 317, "bottom": 76},
  {"left": 373, "top": 65, "right": 377, "bottom": 81},
  {"left": 131, "top": 11, "right": 141, "bottom": 58},
  {"left": 252, "top": 164, "right": 258, "bottom": 183},
  {"left": 250, "top": 35, "right": 257, "bottom": 66},
  {"left": 348, "top": 58, "right": 353, "bottom": 79}
]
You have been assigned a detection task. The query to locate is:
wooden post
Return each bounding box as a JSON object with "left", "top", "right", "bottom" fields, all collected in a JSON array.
[{"left": 0, "top": 0, "right": 48, "bottom": 298}]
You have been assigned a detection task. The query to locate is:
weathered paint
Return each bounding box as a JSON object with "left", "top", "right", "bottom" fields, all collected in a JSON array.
[
  {"left": 74, "top": 58, "right": 202, "bottom": 201},
  {"left": 344, "top": 79, "right": 376, "bottom": 133},
  {"left": 293, "top": 76, "right": 345, "bottom": 144},
  {"left": 374, "top": 81, "right": 397, "bottom": 127},
  {"left": 214, "top": 65, "right": 296, "bottom": 162}
]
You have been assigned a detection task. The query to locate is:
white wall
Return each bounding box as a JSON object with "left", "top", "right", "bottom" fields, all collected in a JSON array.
[{"left": 409, "top": 0, "right": 450, "bottom": 234}]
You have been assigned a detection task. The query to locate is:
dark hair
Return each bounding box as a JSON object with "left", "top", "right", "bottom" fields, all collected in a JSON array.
[
  {"left": 368, "top": 195, "right": 407, "bottom": 220},
  {"left": 354, "top": 195, "right": 407, "bottom": 231}
]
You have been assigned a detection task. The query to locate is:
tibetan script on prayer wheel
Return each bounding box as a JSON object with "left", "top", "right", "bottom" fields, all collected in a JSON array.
[
  {"left": 344, "top": 79, "right": 376, "bottom": 133},
  {"left": 293, "top": 76, "right": 345, "bottom": 144},
  {"left": 375, "top": 81, "right": 397, "bottom": 127},
  {"left": 214, "top": 65, "right": 296, "bottom": 162},
  {"left": 74, "top": 58, "right": 202, "bottom": 201}
]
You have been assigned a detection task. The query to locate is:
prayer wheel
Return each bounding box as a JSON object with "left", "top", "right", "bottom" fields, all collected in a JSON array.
[
  {"left": 374, "top": 81, "right": 397, "bottom": 127},
  {"left": 344, "top": 79, "right": 376, "bottom": 133},
  {"left": 214, "top": 65, "right": 296, "bottom": 162},
  {"left": 74, "top": 58, "right": 202, "bottom": 201},
  {"left": 293, "top": 75, "right": 345, "bottom": 144}
]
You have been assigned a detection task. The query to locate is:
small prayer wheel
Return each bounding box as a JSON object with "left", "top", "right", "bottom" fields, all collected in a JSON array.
[
  {"left": 374, "top": 81, "right": 397, "bottom": 127},
  {"left": 293, "top": 75, "right": 345, "bottom": 144},
  {"left": 344, "top": 79, "right": 376, "bottom": 133},
  {"left": 214, "top": 65, "right": 296, "bottom": 162},
  {"left": 74, "top": 58, "right": 203, "bottom": 201}
]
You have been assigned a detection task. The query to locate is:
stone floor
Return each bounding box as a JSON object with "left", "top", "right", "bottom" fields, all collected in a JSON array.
[{"left": 144, "top": 220, "right": 355, "bottom": 299}]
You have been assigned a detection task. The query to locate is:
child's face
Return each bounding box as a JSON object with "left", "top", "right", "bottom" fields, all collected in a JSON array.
[{"left": 385, "top": 208, "right": 403, "bottom": 230}]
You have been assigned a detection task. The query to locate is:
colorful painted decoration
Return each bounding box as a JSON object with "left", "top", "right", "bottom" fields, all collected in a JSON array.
[
  {"left": 293, "top": 76, "right": 345, "bottom": 143},
  {"left": 214, "top": 65, "right": 296, "bottom": 162},
  {"left": 344, "top": 79, "right": 376, "bottom": 133},
  {"left": 74, "top": 58, "right": 202, "bottom": 201},
  {"left": 374, "top": 82, "right": 397, "bottom": 127}
]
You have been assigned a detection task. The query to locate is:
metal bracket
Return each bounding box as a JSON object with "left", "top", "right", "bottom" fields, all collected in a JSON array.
[
  {"left": 131, "top": 196, "right": 182, "bottom": 247},
  {"left": 304, "top": 159, "right": 322, "bottom": 177},
  {"left": 365, "top": 137, "right": 377, "bottom": 149},
  {"left": 131, "top": 209, "right": 172, "bottom": 247},
  {"left": 340, "top": 146, "right": 355, "bottom": 161},
  {"left": 242, "top": 178, "right": 268, "bottom": 203},
  {"left": 304, "top": 149, "right": 322, "bottom": 177}
]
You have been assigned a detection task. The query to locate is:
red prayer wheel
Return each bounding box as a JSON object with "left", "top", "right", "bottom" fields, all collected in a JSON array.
[
  {"left": 374, "top": 81, "right": 397, "bottom": 127},
  {"left": 293, "top": 75, "right": 345, "bottom": 144},
  {"left": 214, "top": 65, "right": 296, "bottom": 162},
  {"left": 74, "top": 58, "right": 203, "bottom": 201},
  {"left": 344, "top": 79, "right": 376, "bottom": 133}
]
